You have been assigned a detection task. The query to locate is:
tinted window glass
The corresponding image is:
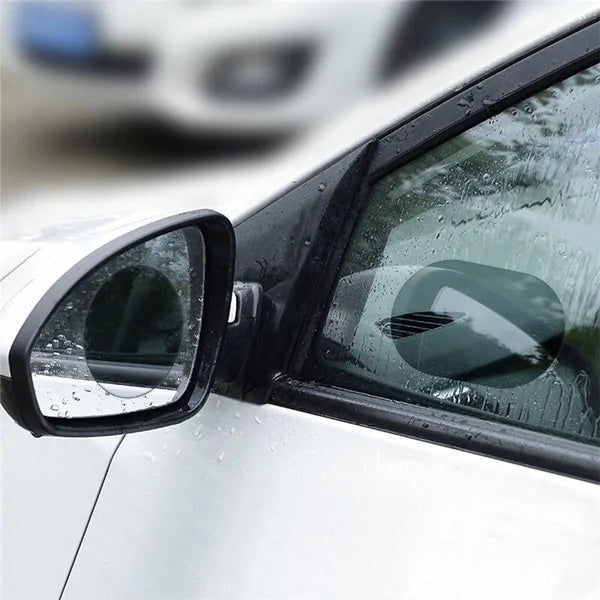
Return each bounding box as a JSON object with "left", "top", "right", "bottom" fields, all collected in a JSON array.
[{"left": 315, "top": 64, "right": 600, "bottom": 444}]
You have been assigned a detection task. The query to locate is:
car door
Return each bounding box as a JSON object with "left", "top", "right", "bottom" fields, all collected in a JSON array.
[{"left": 62, "top": 18, "right": 599, "bottom": 600}]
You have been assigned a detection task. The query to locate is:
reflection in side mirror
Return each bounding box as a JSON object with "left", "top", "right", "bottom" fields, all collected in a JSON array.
[
  {"left": 31, "top": 227, "right": 204, "bottom": 418},
  {"left": 1, "top": 209, "right": 235, "bottom": 437}
]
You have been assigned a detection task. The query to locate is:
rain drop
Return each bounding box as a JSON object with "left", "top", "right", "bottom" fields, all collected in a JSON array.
[{"left": 142, "top": 451, "right": 157, "bottom": 464}]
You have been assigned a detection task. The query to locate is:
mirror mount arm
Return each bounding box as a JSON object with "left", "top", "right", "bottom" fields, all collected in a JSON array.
[{"left": 213, "top": 282, "right": 262, "bottom": 385}]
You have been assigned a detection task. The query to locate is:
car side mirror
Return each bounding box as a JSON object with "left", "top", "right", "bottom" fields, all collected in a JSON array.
[{"left": 1, "top": 210, "right": 234, "bottom": 437}]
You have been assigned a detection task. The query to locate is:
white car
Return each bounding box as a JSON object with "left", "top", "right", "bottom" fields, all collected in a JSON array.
[
  {"left": 1, "top": 5, "right": 599, "bottom": 600},
  {"left": 4, "top": 0, "right": 510, "bottom": 133}
]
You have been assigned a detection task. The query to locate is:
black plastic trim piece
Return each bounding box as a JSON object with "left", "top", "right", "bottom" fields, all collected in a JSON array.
[
  {"left": 271, "top": 377, "right": 600, "bottom": 484},
  {"left": 214, "top": 281, "right": 263, "bottom": 384},
  {"left": 219, "top": 143, "right": 374, "bottom": 402},
  {"left": 24, "top": 47, "right": 151, "bottom": 78},
  {"left": 369, "top": 18, "right": 600, "bottom": 179},
  {"left": 4, "top": 210, "right": 235, "bottom": 437}
]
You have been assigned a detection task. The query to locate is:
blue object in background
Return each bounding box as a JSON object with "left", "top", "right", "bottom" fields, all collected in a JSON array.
[{"left": 16, "top": 2, "right": 98, "bottom": 61}]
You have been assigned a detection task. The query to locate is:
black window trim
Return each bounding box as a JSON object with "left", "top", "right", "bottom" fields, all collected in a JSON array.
[
  {"left": 270, "top": 377, "right": 600, "bottom": 484},
  {"left": 269, "top": 17, "right": 600, "bottom": 483}
]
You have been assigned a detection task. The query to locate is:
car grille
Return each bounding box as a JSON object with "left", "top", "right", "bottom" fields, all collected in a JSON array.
[{"left": 24, "top": 48, "right": 151, "bottom": 78}]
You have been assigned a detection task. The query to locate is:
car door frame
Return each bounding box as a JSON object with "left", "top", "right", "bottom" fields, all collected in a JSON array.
[{"left": 221, "top": 15, "right": 600, "bottom": 483}]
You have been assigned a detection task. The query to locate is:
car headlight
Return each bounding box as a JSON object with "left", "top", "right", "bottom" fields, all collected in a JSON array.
[{"left": 206, "top": 42, "right": 314, "bottom": 100}]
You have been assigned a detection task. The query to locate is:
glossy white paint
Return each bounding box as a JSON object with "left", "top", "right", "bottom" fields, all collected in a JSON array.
[
  {"left": 62, "top": 394, "right": 600, "bottom": 599},
  {"left": 0, "top": 412, "right": 122, "bottom": 600}
]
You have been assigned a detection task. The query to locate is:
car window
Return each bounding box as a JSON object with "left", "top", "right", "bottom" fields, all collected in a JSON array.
[{"left": 314, "top": 64, "right": 600, "bottom": 444}]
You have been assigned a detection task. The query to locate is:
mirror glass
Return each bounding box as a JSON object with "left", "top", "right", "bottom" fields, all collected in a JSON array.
[{"left": 30, "top": 227, "right": 204, "bottom": 418}]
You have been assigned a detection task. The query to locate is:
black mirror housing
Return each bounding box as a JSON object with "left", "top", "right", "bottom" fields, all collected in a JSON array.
[{"left": 1, "top": 210, "right": 235, "bottom": 437}]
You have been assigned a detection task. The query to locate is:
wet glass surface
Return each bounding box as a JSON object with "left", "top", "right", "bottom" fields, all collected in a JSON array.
[
  {"left": 31, "top": 226, "right": 204, "bottom": 418},
  {"left": 318, "top": 64, "right": 600, "bottom": 443}
]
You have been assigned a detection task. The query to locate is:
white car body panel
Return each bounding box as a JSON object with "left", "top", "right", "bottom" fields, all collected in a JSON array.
[
  {"left": 1, "top": 411, "right": 122, "bottom": 600},
  {"left": 1, "top": 5, "right": 599, "bottom": 599},
  {"left": 62, "top": 395, "right": 600, "bottom": 600}
]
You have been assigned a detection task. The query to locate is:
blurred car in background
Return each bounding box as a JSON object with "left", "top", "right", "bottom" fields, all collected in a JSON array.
[{"left": 4, "top": 0, "right": 510, "bottom": 134}]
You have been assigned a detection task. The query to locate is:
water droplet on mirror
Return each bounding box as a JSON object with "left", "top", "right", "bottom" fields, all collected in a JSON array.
[
  {"left": 50, "top": 404, "right": 59, "bottom": 411},
  {"left": 218, "top": 451, "right": 226, "bottom": 462},
  {"left": 254, "top": 416, "right": 261, "bottom": 424},
  {"left": 317, "top": 183, "right": 325, "bottom": 192}
]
